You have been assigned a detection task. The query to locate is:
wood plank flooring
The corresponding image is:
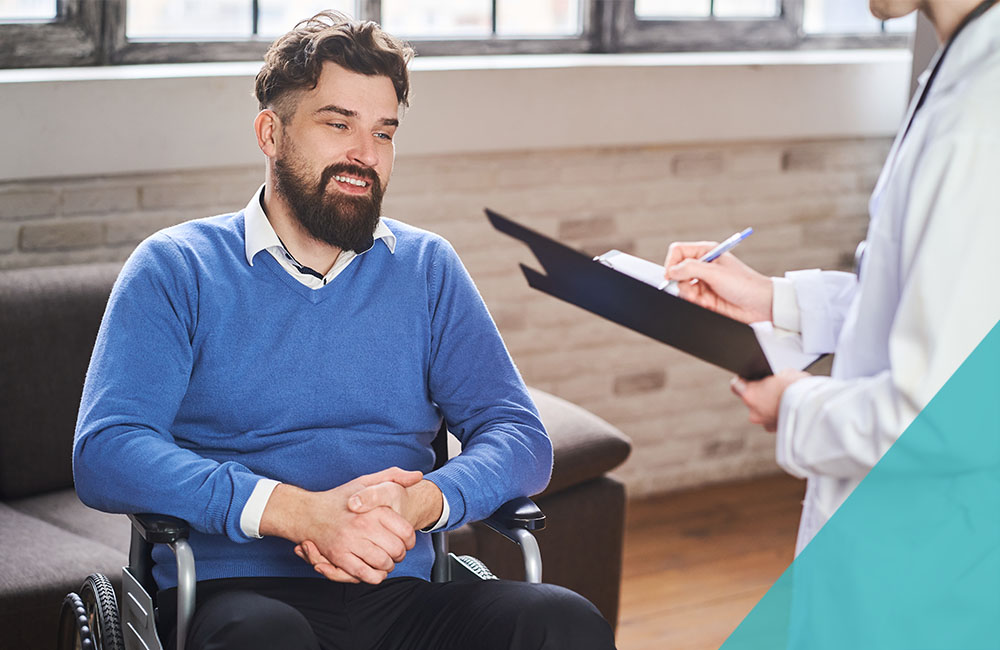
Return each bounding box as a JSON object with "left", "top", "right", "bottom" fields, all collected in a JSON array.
[{"left": 616, "top": 473, "right": 805, "bottom": 650}]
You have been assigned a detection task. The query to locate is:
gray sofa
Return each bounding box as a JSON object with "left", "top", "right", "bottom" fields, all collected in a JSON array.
[{"left": 0, "top": 262, "right": 632, "bottom": 649}]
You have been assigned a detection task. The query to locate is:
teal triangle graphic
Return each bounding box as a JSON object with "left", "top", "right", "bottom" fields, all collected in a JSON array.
[{"left": 719, "top": 321, "right": 1000, "bottom": 650}]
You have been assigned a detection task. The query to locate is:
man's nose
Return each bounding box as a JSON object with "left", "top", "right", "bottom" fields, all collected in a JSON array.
[{"left": 347, "top": 132, "right": 379, "bottom": 169}]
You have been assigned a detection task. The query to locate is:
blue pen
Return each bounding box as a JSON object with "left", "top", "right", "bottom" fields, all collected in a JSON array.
[{"left": 658, "top": 227, "right": 754, "bottom": 291}]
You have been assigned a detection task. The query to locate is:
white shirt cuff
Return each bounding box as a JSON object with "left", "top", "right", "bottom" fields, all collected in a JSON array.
[
  {"left": 240, "top": 478, "right": 281, "bottom": 539},
  {"left": 771, "top": 276, "right": 802, "bottom": 333},
  {"left": 421, "top": 493, "right": 450, "bottom": 532}
]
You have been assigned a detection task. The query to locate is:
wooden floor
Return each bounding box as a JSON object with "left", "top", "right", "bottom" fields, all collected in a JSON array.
[{"left": 615, "top": 473, "right": 805, "bottom": 650}]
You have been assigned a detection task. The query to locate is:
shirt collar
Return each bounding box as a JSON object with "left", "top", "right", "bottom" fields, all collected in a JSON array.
[
  {"left": 243, "top": 184, "right": 396, "bottom": 266},
  {"left": 926, "top": 3, "right": 1000, "bottom": 101}
]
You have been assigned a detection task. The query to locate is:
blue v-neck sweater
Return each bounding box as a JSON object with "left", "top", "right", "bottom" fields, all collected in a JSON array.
[{"left": 73, "top": 212, "right": 551, "bottom": 589}]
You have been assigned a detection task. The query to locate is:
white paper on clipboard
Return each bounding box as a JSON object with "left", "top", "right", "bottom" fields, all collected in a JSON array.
[{"left": 595, "top": 249, "right": 820, "bottom": 372}]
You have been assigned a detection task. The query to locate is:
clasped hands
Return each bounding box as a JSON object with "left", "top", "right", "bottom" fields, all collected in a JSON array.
[
  {"left": 260, "top": 467, "right": 443, "bottom": 585},
  {"left": 664, "top": 242, "right": 809, "bottom": 432}
]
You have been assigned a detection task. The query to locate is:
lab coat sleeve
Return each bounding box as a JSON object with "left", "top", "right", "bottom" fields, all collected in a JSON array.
[
  {"left": 777, "top": 133, "right": 1000, "bottom": 480},
  {"left": 771, "top": 270, "right": 858, "bottom": 354}
]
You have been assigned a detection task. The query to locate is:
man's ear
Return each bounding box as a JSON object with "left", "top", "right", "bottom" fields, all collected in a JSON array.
[{"left": 255, "top": 109, "right": 280, "bottom": 158}]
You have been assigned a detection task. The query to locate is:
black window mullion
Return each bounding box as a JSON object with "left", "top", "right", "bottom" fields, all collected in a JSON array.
[
  {"left": 491, "top": 0, "right": 498, "bottom": 36},
  {"left": 252, "top": 0, "right": 259, "bottom": 36}
]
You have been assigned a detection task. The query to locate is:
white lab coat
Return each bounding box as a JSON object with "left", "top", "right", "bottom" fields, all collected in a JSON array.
[{"left": 772, "top": 5, "right": 1000, "bottom": 556}]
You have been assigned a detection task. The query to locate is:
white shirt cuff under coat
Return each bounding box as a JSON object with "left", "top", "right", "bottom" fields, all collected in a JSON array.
[
  {"left": 771, "top": 276, "right": 802, "bottom": 333},
  {"left": 422, "top": 493, "right": 450, "bottom": 532},
  {"left": 240, "top": 478, "right": 281, "bottom": 539}
]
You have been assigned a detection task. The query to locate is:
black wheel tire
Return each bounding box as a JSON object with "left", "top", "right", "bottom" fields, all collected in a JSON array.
[
  {"left": 80, "top": 573, "right": 124, "bottom": 650},
  {"left": 56, "top": 591, "right": 96, "bottom": 650}
]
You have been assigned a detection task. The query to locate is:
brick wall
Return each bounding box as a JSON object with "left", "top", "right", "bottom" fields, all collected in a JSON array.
[{"left": 0, "top": 137, "right": 890, "bottom": 497}]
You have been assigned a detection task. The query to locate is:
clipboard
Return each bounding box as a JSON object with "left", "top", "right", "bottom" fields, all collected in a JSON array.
[{"left": 486, "top": 208, "right": 780, "bottom": 380}]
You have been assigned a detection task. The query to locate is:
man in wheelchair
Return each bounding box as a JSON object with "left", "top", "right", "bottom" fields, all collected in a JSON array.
[{"left": 71, "top": 10, "right": 615, "bottom": 650}]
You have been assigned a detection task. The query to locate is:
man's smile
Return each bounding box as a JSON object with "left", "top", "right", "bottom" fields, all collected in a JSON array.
[{"left": 330, "top": 173, "right": 373, "bottom": 194}]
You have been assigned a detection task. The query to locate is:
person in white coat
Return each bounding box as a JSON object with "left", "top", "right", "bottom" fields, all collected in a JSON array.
[{"left": 664, "top": 0, "right": 1000, "bottom": 556}]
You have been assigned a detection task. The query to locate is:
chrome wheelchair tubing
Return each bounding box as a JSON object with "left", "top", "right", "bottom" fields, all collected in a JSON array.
[
  {"left": 171, "top": 539, "right": 197, "bottom": 650},
  {"left": 511, "top": 528, "right": 542, "bottom": 584}
]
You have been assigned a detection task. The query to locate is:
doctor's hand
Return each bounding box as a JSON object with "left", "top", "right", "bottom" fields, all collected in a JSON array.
[
  {"left": 729, "top": 369, "right": 809, "bottom": 432},
  {"left": 664, "top": 242, "right": 773, "bottom": 324},
  {"left": 261, "top": 467, "right": 422, "bottom": 585}
]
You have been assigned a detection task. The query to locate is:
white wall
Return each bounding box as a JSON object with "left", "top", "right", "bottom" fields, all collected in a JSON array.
[
  {"left": 0, "top": 49, "right": 911, "bottom": 182},
  {"left": 0, "top": 50, "right": 914, "bottom": 495}
]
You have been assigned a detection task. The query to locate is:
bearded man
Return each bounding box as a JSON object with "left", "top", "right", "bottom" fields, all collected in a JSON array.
[{"left": 73, "top": 11, "right": 615, "bottom": 650}]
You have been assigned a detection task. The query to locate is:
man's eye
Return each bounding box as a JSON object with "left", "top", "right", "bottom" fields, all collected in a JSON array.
[
  {"left": 327, "top": 123, "right": 347, "bottom": 130},
  {"left": 375, "top": 132, "right": 393, "bottom": 141}
]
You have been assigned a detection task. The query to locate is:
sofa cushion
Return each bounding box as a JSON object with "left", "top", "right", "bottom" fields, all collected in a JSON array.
[
  {"left": 8, "top": 488, "right": 132, "bottom": 554},
  {"left": 0, "top": 502, "right": 126, "bottom": 649},
  {"left": 528, "top": 388, "right": 631, "bottom": 497},
  {"left": 0, "top": 263, "right": 123, "bottom": 499}
]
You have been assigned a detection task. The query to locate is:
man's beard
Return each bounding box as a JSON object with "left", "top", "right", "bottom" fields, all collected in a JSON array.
[{"left": 273, "top": 146, "right": 385, "bottom": 254}]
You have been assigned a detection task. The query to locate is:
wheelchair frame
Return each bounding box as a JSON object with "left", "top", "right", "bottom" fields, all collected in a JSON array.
[
  {"left": 60, "top": 422, "right": 546, "bottom": 650},
  {"left": 60, "top": 497, "right": 544, "bottom": 650}
]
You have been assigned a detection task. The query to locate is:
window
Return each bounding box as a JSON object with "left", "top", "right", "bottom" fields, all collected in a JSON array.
[
  {"left": 0, "top": 0, "right": 914, "bottom": 69},
  {"left": 0, "top": 0, "right": 102, "bottom": 67}
]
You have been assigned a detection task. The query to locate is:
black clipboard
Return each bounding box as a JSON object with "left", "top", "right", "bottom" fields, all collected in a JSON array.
[{"left": 486, "top": 208, "right": 774, "bottom": 380}]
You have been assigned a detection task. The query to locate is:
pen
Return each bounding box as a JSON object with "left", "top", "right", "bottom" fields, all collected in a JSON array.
[{"left": 658, "top": 227, "right": 754, "bottom": 291}]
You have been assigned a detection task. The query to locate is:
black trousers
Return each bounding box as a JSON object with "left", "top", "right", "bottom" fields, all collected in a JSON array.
[{"left": 158, "top": 576, "right": 616, "bottom": 650}]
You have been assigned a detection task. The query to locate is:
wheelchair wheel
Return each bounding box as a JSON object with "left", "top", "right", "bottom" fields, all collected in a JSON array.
[
  {"left": 57, "top": 574, "right": 124, "bottom": 650},
  {"left": 57, "top": 592, "right": 95, "bottom": 649}
]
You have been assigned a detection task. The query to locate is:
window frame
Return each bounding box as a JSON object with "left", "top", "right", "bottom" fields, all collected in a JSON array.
[
  {"left": 0, "top": 0, "right": 912, "bottom": 69},
  {"left": 0, "top": 0, "right": 103, "bottom": 68}
]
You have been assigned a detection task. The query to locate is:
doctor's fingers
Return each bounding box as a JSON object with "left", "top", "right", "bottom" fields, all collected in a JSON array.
[{"left": 664, "top": 241, "right": 719, "bottom": 270}]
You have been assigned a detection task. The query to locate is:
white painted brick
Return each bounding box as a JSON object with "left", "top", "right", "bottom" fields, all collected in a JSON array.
[
  {"left": 0, "top": 137, "right": 894, "bottom": 500},
  {"left": 140, "top": 177, "right": 259, "bottom": 211},
  {"left": 672, "top": 151, "right": 725, "bottom": 178},
  {"left": 725, "top": 146, "right": 784, "bottom": 176},
  {"left": 0, "top": 223, "right": 17, "bottom": 253},
  {"left": 0, "top": 246, "right": 129, "bottom": 270},
  {"left": 19, "top": 220, "right": 104, "bottom": 251},
  {"left": 104, "top": 211, "right": 200, "bottom": 246},
  {"left": 61, "top": 185, "right": 139, "bottom": 216},
  {"left": 782, "top": 145, "right": 827, "bottom": 172},
  {"left": 0, "top": 187, "right": 59, "bottom": 219}
]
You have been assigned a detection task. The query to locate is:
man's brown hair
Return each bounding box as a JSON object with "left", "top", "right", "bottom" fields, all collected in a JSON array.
[{"left": 255, "top": 11, "right": 414, "bottom": 120}]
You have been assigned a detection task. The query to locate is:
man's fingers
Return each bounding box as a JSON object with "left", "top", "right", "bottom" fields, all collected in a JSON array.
[
  {"left": 337, "top": 548, "right": 391, "bottom": 584},
  {"left": 373, "top": 508, "right": 417, "bottom": 549},
  {"left": 296, "top": 541, "right": 359, "bottom": 583},
  {"left": 353, "top": 467, "right": 423, "bottom": 489},
  {"left": 314, "top": 562, "right": 360, "bottom": 583},
  {"left": 298, "top": 539, "right": 330, "bottom": 566},
  {"left": 348, "top": 482, "right": 402, "bottom": 514},
  {"left": 362, "top": 519, "right": 409, "bottom": 562}
]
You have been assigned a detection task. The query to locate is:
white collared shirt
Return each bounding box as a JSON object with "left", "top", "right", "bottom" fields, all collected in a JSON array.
[
  {"left": 243, "top": 184, "right": 397, "bottom": 288},
  {"left": 238, "top": 185, "right": 450, "bottom": 537}
]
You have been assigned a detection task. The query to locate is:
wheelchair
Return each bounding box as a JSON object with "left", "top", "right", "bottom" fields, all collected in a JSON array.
[{"left": 57, "top": 425, "right": 546, "bottom": 650}]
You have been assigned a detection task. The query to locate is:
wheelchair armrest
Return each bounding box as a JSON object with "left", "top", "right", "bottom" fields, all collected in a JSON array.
[
  {"left": 481, "top": 497, "right": 545, "bottom": 584},
  {"left": 483, "top": 496, "right": 545, "bottom": 535},
  {"left": 128, "top": 513, "right": 191, "bottom": 544}
]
